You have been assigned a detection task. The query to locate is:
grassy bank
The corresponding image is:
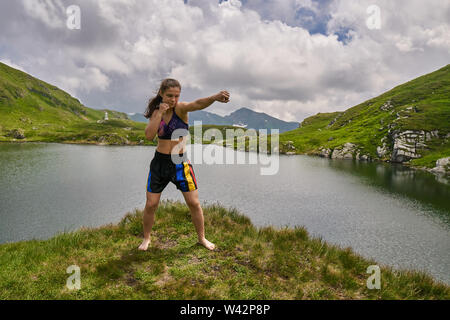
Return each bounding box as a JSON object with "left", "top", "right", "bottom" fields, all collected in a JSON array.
[{"left": 0, "top": 200, "right": 448, "bottom": 300}]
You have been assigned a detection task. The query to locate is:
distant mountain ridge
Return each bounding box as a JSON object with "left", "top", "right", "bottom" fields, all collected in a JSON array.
[
  {"left": 127, "top": 113, "right": 148, "bottom": 123},
  {"left": 129, "top": 107, "right": 299, "bottom": 133}
]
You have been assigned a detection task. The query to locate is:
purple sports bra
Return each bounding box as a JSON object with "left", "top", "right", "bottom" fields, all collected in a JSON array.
[{"left": 157, "top": 105, "right": 189, "bottom": 140}]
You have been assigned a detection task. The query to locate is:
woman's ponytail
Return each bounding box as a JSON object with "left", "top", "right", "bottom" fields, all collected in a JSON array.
[
  {"left": 143, "top": 94, "right": 162, "bottom": 119},
  {"left": 144, "top": 78, "right": 181, "bottom": 119}
]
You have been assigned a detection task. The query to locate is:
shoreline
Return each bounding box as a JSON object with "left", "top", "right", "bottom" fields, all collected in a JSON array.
[
  {"left": 0, "top": 199, "right": 448, "bottom": 299},
  {"left": 1, "top": 139, "right": 446, "bottom": 182}
]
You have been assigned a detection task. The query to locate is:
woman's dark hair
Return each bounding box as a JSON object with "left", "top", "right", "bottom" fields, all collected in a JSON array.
[{"left": 144, "top": 78, "right": 181, "bottom": 119}]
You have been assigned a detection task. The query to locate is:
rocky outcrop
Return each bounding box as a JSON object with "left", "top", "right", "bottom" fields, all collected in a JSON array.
[
  {"left": 20, "top": 117, "right": 32, "bottom": 124},
  {"left": 319, "top": 148, "right": 331, "bottom": 158},
  {"left": 327, "top": 116, "right": 341, "bottom": 128},
  {"left": 7, "top": 128, "right": 25, "bottom": 139},
  {"left": 318, "top": 143, "right": 371, "bottom": 161},
  {"left": 281, "top": 141, "right": 296, "bottom": 153},
  {"left": 376, "top": 137, "right": 389, "bottom": 158},
  {"left": 356, "top": 153, "right": 370, "bottom": 161},
  {"left": 380, "top": 100, "right": 394, "bottom": 111},
  {"left": 376, "top": 129, "right": 448, "bottom": 166},
  {"left": 89, "top": 133, "right": 129, "bottom": 145},
  {"left": 390, "top": 130, "right": 429, "bottom": 163},
  {"left": 331, "top": 143, "right": 356, "bottom": 159},
  {"left": 429, "top": 157, "right": 450, "bottom": 176},
  {"left": 425, "top": 130, "right": 439, "bottom": 141}
]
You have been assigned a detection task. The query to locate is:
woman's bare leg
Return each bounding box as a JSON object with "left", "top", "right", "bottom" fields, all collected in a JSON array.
[
  {"left": 138, "top": 191, "right": 162, "bottom": 251},
  {"left": 182, "top": 189, "right": 215, "bottom": 250}
]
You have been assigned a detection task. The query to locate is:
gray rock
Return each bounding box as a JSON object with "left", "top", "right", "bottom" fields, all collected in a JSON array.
[
  {"left": 390, "top": 130, "right": 427, "bottom": 162},
  {"left": 436, "top": 157, "right": 450, "bottom": 168},
  {"left": 319, "top": 148, "right": 331, "bottom": 158},
  {"left": 283, "top": 141, "right": 296, "bottom": 151},
  {"left": 377, "top": 142, "right": 389, "bottom": 158},
  {"left": 10, "top": 128, "right": 25, "bottom": 139},
  {"left": 327, "top": 117, "right": 338, "bottom": 128},
  {"left": 331, "top": 143, "right": 357, "bottom": 159},
  {"left": 425, "top": 130, "right": 439, "bottom": 141},
  {"left": 430, "top": 157, "right": 450, "bottom": 176},
  {"left": 359, "top": 154, "right": 370, "bottom": 161},
  {"left": 380, "top": 100, "right": 394, "bottom": 111}
]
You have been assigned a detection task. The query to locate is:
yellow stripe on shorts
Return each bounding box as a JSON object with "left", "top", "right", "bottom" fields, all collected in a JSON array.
[{"left": 183, "top": 162, "right": 196, "bottom": 191}]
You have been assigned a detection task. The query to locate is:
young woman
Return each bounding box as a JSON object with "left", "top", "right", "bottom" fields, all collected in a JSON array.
[{"left": 138, "top": 78, "right": 230, "bottom": 251}]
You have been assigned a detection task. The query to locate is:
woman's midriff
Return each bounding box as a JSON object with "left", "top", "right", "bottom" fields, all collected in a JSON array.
[{"left": 156, "top": 138, "right": 187, "bottom": 155}]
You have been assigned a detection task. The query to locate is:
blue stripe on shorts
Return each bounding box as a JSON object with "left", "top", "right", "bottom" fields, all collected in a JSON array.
[{"left": 147, "top": 169, "right": 152, "bottom": 192}]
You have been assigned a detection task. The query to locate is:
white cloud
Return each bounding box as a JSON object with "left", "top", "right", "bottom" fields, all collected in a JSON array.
[
  {"left": 56, "top": 67, "right": 110, "bottom": 95},
  {"left": 0, "top": 0, "right": 448, "bottom": 122},
  {"left": 21, "top": 0, "right": 66, "bottom": 29}
]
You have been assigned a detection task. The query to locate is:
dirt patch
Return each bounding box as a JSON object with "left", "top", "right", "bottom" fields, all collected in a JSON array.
[
  {"left": 155, "top": 265, "right": 172, "bottom": 287},
  {"left": 188, "top": 256, "right": 203, "bottom": 264},
  {"left": 125, "top": 274, "right": 139, "bottom": 287},
  {"left": 154, "top": 237, "right": 177, "bottom": 249}
]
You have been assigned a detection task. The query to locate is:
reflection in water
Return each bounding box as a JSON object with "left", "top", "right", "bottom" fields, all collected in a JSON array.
[{"left": 327, "top": 159, "right": 450, "bottom": 219}]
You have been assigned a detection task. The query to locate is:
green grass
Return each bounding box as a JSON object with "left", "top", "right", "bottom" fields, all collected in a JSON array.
[
  {"left": 0, "top": 200, "right": 448, "bottom": 300},
  {"left": 409, "top": 139, "right": 450, "bottom": 168}
]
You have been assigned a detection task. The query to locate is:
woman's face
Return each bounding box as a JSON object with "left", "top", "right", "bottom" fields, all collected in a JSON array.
[{"left": 160, "top": 87, "right": 180, "bottom": 108}]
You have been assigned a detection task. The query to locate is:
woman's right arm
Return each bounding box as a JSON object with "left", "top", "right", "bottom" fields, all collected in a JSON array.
[{"left": 145, "top": 110, "right": 162, "bottom": 141}]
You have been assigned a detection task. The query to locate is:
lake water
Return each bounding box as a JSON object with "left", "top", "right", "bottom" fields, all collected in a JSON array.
[{"left": 0, "top": 142, "right": 449, "bottom": 284}]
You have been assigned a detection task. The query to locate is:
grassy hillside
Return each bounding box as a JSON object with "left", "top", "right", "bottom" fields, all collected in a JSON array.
[
  {"left": 0, "top": 62, "right": 153, "bottom": 146},
  {"left": 0, "top": 200, "right": 448, "bottom": 300},
  {"left": 278, "top": 64, "right": 450, "bottom": 168}
]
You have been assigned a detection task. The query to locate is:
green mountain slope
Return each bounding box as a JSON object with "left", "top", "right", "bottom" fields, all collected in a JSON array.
[
  {"left": 279, "top": 64, "right": 450, "bottom": 171},
  {"left": 0, "top": 62, "right": 152, "bottom": 145}
]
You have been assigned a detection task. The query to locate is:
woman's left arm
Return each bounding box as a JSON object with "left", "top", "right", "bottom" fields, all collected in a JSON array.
[{"left": 178, "top": 91, "right": 230, "bottom": 113}]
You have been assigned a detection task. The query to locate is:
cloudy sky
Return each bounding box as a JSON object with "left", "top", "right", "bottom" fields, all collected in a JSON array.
[{"left": 0, "top": 0, "right": 449, "bottom": 122}]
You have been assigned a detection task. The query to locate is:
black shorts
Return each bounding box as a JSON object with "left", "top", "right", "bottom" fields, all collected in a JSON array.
[{"left": 146, "top": 150, "right": 198, "bottom": 193}]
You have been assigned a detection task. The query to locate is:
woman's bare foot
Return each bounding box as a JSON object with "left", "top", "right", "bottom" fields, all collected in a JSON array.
[
  {"left": 198, "top": 238, "right": 216, "bottom": 251},
  {"left": 138, "top": 238, "right": 151, "bottom": 251}
]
